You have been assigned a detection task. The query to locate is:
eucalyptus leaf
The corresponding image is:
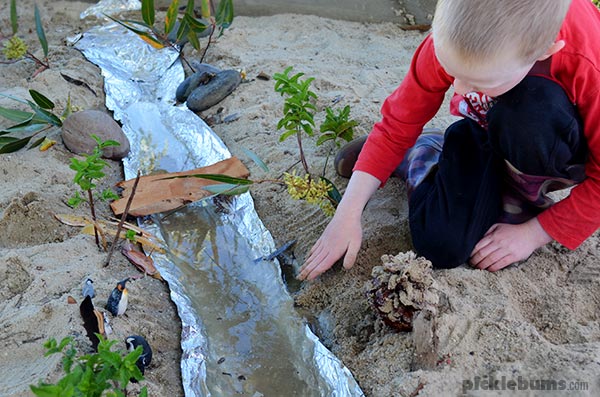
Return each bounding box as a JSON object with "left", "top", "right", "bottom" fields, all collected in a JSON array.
[
  {"left": 34, "top": 5, "right": 48, "bottom": 58},
  {"left": 202, "top": 183, "right": 250, "bottom": 196},
  {"left": 163, "top": 173, "right": 253, "bottom": 185},
  {"left": 216, "top": 0, "right": 234, "bottom": 29},
  {"left": 184, "top": 13, "right": 209, "bottom": 33},
  {"left": 141, "top": 0, "right": 155, "bottom": 26},
  {"left": 0, "top": 135, "right": 32, "bottom": 153},
  {"left": 10, "top": 0, "right": 17, "bottom": 35},
  {"left": 29, "top": 136, "right": 46, "bottom": 150},
  {"left": 164, "top": 0, "right": 179, "bottom": 34},
  {"left": 185, "top": 0, "right": 195, "bottom": 15},
  {"left": 240, "top": 147, "right": 269, "bottom": 172},
  {"left": 1, "top": 122, "right": 46, "bottom": 136},
  {"left": 175, "top": 17, "right": 190, "bottom": 42},
  {"left": 200, "top": 0, "right": 210, "bottom": 18},
  {"left": 0, "top": 106, "right": 34, "bottom": 123},
  {"left": 104, "top": 15, "right": 164, "bottom": 48},
  {"left": 187, "top": 30, "right": 201, "bottom": 51},
  {"left": 29, "top": 89, "right": 55, "bottom": 110},
  {"left": 320, "top": 176, "right": 342, "bottom": 206},
  {"left": 0, "top": 137, "right": 19, "bottom": 145},
  {"left": 27, "top": 101, "right": 62, "bottom": 126}
]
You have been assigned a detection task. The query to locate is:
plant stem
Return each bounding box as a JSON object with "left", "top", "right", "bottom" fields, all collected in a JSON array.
[
  {"left": 87, "top": 189, "right": 100, "bottom": 248},
  {"left": 105, "top": 171, "right": 141, "bottom": 267},
  {"left": 296, "top": 130, "right": 310, "bottom": 174},
  {"left": 26, "top": 51, "right": 49, "bottom": 69},
  {"left": 199, "top": 21, "right": 216, "bottom": 63}
]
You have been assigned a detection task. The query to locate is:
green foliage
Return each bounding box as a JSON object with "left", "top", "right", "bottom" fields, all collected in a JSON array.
[
  {"left": 108, "top": 0, "right": 234, "bottom": 65},
  {"left": 125, "top": 229, "right": 138, "bottom": 242},
  {"left": 318, "top": 105, "right": 358, "bottom": 147},
  {"left": 2, "top": 1, "right": 50, "bottom": 68},
  {"left": 273, "top": 66, "right": 317, "bottom": 143},
  {"left": 0, "top": 90, "right": 68, "bottom": 153},
  {"left": 68, "top": 135, "right": 120, "bottom": 208},
  {"left": 272, "top": 66, "right": 358, "bottom": 214},
  {"left": 30, "top": 336, "right": 147, "bottom": 397}
]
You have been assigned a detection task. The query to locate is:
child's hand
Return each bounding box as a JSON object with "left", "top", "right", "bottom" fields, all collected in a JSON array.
[
  {"left": 469, "top": 217, "right": 552, "bottom": 271},
  {"left": 298, "top": 171, "right": 380, "bottom": 281},
  {"left": 298, "top": 211, "right": 363, "bottom": 281}
]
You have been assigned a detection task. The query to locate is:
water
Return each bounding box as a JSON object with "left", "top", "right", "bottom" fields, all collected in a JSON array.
[{"left": 158, "top": 205, "right": 323, "bottom": 396}]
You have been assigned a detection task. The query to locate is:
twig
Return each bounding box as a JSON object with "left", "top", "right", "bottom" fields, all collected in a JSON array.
[
  {"left": 105, "top": 171, "right": 141, "bottom": 267},
  {"left": 296, "top": 131, "right": 311, "bottom": 174},
  {"left": 199, "top": 21, "right": 216, "bottom": 63},
  {"left": 88, "top": 189, "right": 100, "bottom": 248}
]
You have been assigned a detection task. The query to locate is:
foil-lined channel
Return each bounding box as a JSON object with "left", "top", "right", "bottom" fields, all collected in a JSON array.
[{"left": 76, "top": 21, "right": 364, "bottom": 397}]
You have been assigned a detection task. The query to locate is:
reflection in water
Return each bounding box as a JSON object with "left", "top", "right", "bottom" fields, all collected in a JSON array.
[{"left": 158, "top": 205, "right": 324, "bottom": 396}]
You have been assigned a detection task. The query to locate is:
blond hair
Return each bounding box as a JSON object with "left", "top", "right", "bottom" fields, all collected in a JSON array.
[{"left": 432, "top": 0, "right": 571, "bottom": 65}]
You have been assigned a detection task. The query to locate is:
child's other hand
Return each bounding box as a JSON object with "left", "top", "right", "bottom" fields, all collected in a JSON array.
[
  {"left": 297, "top": 211, "right": 363, "bottom": 281},
  {"left": 469, "top": 218, "right": 552, "bottom": 272}
]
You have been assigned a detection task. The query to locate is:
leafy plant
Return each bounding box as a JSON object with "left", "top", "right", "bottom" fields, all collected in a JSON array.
[
  {"left": 273, "top": 66, "right": 317, "bottom": 174},
  {"left": 68, "top": 135, "right": 120, "bottom": 248},
  {"left": 2, "top": 0, "right": 50, "bottom": 73},
  {"left": 30, "top": 336, "right": 147, "bottom": 397},
  {"left": 0, "top": 90, "right": 72, "bottom": 153},
  {"left": 318, "top": 105, "right": 358, "bottom": 147},
  {"left": 107, "top": 0, "right": 234, "bottom": 69}
]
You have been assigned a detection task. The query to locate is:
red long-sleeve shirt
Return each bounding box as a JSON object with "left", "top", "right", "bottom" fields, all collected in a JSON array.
[{"left": 354, "top": 0, "right": 600, "bottom": 250}]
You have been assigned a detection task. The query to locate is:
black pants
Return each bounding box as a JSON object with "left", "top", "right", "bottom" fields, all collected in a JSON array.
[{"left": 408, "top": 76, "right": 586, "bottom": 269}]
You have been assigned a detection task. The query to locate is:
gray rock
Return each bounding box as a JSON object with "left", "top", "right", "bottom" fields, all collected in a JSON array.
[
  {"left": 62, "top": 110, "right": 130, "bottom": 160},
  {"left": 186, "top": 69, "right": 241, "bottom": 112},
  {"left": 176, "top": 63, "right": 222, "bottom": 102}
]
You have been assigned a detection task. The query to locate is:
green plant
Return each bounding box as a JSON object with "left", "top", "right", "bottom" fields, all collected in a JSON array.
[
  {"left": 0, "top": 90, "right": 72, "bottom": 153},
  {"left": 30, "top": 336, "right": 147, "bottom": 397},
  {"left": 2, "top": 0, "right": 50, "bottom": 72},
  {"left": 68, "top": 135, "right": 120, "bottom": 247},
  {"left": 107, "top": 0, "right": 234, "bottom": 69},
  {"left": 273, "top": 66, "right": 317, "bottom": 174},
  {"left": 318, "top": 105, "right": 358, "bottom": 147}
]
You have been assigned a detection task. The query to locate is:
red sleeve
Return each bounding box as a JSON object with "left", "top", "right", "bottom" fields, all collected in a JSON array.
[
  {"left": 536, "top": 0, "right": 600, "bottom": 249},
  {"left": 537, "top": 59, "right": 600, "bottom": 249},
  {"left": 353, "top": 34, "right": 453, "bottom": 185}
]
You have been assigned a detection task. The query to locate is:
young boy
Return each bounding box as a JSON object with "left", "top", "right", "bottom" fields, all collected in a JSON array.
[{"left": 298, "top": 0, "right": 600, "bottom": 280}]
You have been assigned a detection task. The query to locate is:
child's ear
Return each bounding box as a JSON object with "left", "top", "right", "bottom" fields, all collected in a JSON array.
[{"left": 537, "top": 40, "right": 565, "bottom": 61}]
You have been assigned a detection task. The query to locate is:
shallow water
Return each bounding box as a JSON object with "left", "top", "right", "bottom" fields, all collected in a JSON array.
[{"left": 158, "top": 205, "right": 323, "bottom": 396}]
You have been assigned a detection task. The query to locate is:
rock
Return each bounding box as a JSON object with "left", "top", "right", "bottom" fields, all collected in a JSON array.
[
  {"left": 62, "top": 110, "right": 130, "bottom": 160},
  {"left": 176, "top": 63, "right": 222, "bottom": 102},
  {"left": 186, "top": 69, "right": 242, "bottom": 112}
]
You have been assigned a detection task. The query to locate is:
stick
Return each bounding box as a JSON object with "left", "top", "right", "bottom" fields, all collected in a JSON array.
[{"left": 105, "top": 170, "right": 141, "bottom": 267}]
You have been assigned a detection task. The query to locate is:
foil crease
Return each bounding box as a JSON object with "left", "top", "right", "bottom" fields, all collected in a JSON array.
[
  {"left": 77, "top": 20, "right": 363, "bottom": 397},
  {"left": 80, "top": 0, "right": 141, "bottom": 19}
]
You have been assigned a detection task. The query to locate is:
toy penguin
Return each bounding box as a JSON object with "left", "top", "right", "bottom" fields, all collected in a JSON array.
[
  {"left": 125, "top": 335, "right": 153, "bottom": 377},
  {"left": 105, "top": 278, "right": 130, "bottom": 316},
  {"left": 82, "top": 278, "right": 95, "bottom": 299}
]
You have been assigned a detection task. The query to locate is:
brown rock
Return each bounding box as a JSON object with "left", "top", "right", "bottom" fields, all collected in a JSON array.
[{"left": 62, "top": 110, "right": 130, "bottom": 160}]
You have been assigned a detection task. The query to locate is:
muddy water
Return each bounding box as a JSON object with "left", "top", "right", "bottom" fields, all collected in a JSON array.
[{"left": 157, "top": 205, "right": 324, "bottom": 396}]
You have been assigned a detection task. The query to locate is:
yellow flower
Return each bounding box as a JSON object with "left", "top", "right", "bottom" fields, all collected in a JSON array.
[
  {"left": 283, "top": 171, "right": 336, "bottom": 216},
  {"left": 3, "top": 36, "right": 28, "bottom": 60}
]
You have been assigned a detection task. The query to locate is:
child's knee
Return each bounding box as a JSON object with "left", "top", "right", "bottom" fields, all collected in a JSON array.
[{"left": 410, "top": 223, "right": 471, "bottom": 269}]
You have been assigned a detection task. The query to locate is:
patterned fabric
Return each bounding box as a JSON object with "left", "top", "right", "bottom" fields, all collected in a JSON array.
[{"left": 499, "top": 160, "right": 585, "bottom": 224}]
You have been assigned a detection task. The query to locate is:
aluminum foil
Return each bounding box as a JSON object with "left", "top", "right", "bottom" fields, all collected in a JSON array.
[
  {"left": 80, "top": 0, "right": 141, "bottom": 19},
  {"left": 76, "top": 16, "right": 364, "bottom": 397}
]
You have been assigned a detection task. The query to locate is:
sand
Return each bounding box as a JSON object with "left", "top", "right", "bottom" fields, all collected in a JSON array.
[{"left": 1, "top": 1, "right": 599, "bottom": 396}]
